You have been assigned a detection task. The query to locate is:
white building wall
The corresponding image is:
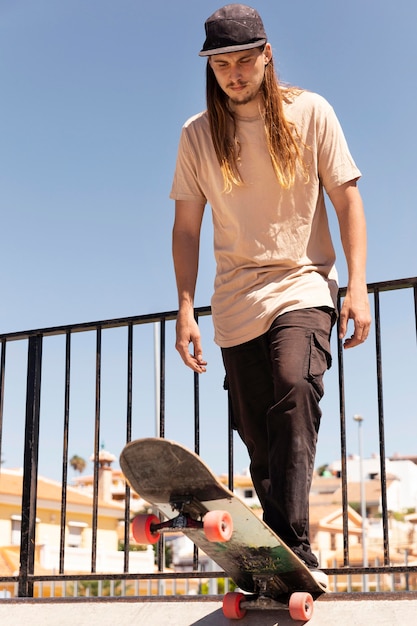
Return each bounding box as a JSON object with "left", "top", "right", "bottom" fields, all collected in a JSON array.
[
  {"left": 329, "top": 457, "right": 417, "bottom": 512},
  {"left": 39, "top": 543, "right": 155, "bottom": 573}
]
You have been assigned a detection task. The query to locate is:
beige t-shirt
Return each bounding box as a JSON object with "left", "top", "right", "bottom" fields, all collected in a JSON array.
[{"left": 170, "top": 91, "right": 361, "bottom": 348}]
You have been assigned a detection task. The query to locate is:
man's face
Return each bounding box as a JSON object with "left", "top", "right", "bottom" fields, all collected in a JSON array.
[{"left": 208, "top": 44, "right": 272, "bottom": 108}]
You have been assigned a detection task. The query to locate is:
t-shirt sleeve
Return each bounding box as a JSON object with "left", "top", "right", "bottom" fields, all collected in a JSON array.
[
  {"left": 316, "top": 98, "right": 361, "bottom": 192},
  {"left": 170, "top": 126, "right": 207, "bottom": 202}
]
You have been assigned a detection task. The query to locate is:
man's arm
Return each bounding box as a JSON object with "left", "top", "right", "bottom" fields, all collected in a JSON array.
[
  {"left": 172, "top": 199, "right": 207, "bottom": 372},
  {"left": 328, "top": 180, "right": 371, "bottom": 349}
]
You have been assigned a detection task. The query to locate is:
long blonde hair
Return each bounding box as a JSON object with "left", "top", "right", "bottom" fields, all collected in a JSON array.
[{"left": 206, "top": 51, "right": 308, "bottom": 193}]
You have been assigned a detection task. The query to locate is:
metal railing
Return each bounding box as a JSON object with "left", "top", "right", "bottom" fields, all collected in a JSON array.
[{"left": 0, "top": 277, "right": 417, "bottom": 598}]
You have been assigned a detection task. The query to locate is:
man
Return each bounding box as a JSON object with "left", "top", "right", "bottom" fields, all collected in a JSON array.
[{"left": 170, "top": 4, "right": 371, "bottom": 578}]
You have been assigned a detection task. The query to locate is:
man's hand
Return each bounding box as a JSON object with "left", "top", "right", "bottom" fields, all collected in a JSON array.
[
  {"left": 329, "top": 180, "right": 371, "bottom": 349},
  {"left": 175, "top": 308, "right": 207, "bottom": 373},
  {"left": 339, "top": 286, "right": 371, "bottom": 349}
]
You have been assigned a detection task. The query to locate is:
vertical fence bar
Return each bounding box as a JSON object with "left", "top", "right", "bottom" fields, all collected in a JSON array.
[
  {"left": 193, "top": 370, "right": 200, "bottom": 456},
  {"left": 91, "top": 326, "right": 102, "bottom": 573},
  {"left": 373, "top": 289, "right": 390, "bottom": 564},
  {"left": 154, "top": 322, "right": 160, "bottom": 437},
  {"left": 193, "top": 311, "right": 201, "bottom": 456},
  {"left": 193, "top": 364, "right": 200, "bottom": 572},
  {"left": 0, "top": 339, "right": 6, "bottom": 467},
  {"left": 414, "top": 284, "right": 417, "bottom": 342},
  {"left": 192, "top": 313, "right": 201, "bottom": 571},
  {"left": 337, "top": 291, "right": 350, "bottom": 566},
  {"left": 59, "top": 331, "right": 72, "bottom": 573},
  {"left": 123, "top": 323, "right": 133, "bottom": 573},
  {"left": 157, "top": 320, "right": 166, "bottom": 582},
  {"left": 18, "top": 334, "right": 43, "bottom": 597},
  {"left": 159, "top": 319, "right": 166, "bottom": 439},
  {"left": 227, "top": 391, "right": 234, "bottom": 492}
]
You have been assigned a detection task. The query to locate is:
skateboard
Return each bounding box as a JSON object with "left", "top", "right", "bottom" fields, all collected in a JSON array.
[{"left": 120, "top": 438, "right": 326, "bottom": 621}]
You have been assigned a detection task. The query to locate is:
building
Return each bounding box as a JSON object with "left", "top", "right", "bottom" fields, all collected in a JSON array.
[
  {"left": 328, "top": 455, "right": 417, "bottom": 513},
  {"left": 0, "top": 465, "right": 154, "bottom": 592},
  {"left": 71, "top": 448, "right": 147, "bottom": 512}
]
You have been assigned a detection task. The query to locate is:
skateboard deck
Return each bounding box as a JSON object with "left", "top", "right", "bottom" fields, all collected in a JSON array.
[{"left": 120, "top": 437, "right": 326, "bottom": 620}]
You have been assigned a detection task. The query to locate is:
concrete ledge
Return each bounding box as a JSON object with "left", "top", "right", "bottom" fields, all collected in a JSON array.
[{"left": 0, "top": 592, "right": 417, "bottom": 625}]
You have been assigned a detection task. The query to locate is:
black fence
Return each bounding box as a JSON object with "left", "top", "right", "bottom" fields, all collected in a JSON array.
[{"left": 0, "top": 277, "right": 417, "bottom": 598}]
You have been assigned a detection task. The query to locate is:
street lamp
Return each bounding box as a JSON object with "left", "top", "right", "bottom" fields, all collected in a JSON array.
[{"left": 353, "top": 414, "right": 368, "bottom": 590}]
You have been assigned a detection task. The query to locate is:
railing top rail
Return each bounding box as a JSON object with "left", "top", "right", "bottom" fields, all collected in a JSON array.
[
  {"left": 0, "top": 306, "right": 213, "bottom": 343},
  {"left": 2, "top": 277, "right": 416, "bottom": 343},
  {"left": 339, "top": 276, "right": 417, "bottom": 296}
]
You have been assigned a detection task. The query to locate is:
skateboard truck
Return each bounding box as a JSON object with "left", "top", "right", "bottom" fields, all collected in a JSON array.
[
  {"left": 223, "top": 588, "right": 315, "bottom": 621},
  {"left": 222, "top": 573, "right": 315, "bottom": 621},
  {"left": 131, "top": 499, "right": 233, "bottom": 545},
  {"left": 153, "top": 511, "right": 204, "bottom": 534}
]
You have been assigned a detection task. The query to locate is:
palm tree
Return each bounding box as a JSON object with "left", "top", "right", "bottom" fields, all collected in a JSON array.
[{"left": 69, "top": 454, "right": 86, "bottom": 474}]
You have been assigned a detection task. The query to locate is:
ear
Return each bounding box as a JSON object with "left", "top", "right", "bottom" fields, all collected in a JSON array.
[{"left": 263, "top": 43, "right": 273, "bottom": 65}]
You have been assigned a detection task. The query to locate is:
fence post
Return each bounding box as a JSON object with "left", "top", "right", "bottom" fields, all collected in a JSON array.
[
  {"left": 0, "top": 340, "right": 6, "bottom": 461},
  {"left": 18, "top": 334, "right": 43, "bottom": 597}
]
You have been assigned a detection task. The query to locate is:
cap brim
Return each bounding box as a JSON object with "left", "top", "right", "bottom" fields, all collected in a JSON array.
[{"left": 199, "top": 39, "right": 267, "bottom": 57}]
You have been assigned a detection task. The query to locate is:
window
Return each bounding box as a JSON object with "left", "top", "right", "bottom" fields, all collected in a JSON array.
[
  {"left": 10, "top": 515, "right": 40, "bottom": 545},
  {"left": 67, "top": 522, "right": 87, "bottom": 548},
  {"left": 11, "top": 516, "right": 21, "bottom": 546}
]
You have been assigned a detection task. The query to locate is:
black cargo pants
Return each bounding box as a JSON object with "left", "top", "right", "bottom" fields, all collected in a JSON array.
[{"left": 221, "top": 307, "right": 335, "bottom": 565}]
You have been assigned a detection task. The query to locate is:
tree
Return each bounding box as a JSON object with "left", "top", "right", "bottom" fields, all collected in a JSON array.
[{"left": 70, "top": 454, "right": 86, "bottom": 474}]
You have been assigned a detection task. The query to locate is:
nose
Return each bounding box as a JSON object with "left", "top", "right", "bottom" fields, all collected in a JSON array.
[{"left": 229, "top": 63, "right": 242, "bottom": 83}]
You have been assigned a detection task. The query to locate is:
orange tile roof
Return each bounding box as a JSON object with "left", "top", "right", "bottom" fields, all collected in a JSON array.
[{"left": 0, "top": 469, "right": 123, "bottom": 511}]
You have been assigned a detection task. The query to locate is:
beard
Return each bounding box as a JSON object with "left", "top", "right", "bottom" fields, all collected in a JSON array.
[
  {"left": 229, "top": 93, "right": 257, "bottom": 106},
  {"left": 227, "top": 82, "right": 261, "bottom": 107}
]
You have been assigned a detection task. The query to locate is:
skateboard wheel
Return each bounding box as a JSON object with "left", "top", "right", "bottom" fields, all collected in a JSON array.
[
  {"left": 203, "top": 510, "right": 233, "bottom": 542},
  {"left": 131, "top": 514, "right": 160, "bottom": 545},
  {"left": 288, "top": 591, "right": 314, "bottom": 621},
  {"left": 222, "top": 592, "right": 247, "bottom": 620}
]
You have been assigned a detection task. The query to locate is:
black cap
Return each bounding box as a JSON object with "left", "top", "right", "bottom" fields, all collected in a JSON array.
[{"left": 199, "top": 4, "right": 267, "bottom": 57}]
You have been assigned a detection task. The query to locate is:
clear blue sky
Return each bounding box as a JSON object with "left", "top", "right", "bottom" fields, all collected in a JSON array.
[{"left": 1, "top": 1, "right": 417, "bottom": 480}]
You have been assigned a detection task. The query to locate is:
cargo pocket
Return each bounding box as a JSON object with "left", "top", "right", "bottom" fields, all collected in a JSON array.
[
  {"left": 223, "top": 374, "right": 238, "bottom": 431},
  {"left": 306, "top": 331, "right": 332, "bottom": 398}
]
